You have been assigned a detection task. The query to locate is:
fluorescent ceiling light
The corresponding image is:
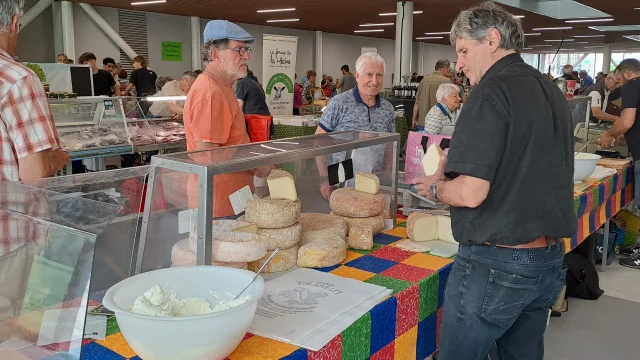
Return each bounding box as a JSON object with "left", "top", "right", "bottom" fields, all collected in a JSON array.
[
  {"left": 532, "top": 27, "right": 573, "bottom": 31},
  {"left": 560, "top": 49, "right": 575, "bottom": 51},
  {"left": 584, "top": 46, "right": 604, "bottom": 48},
  {"left": 379, "top": 11, "right": 423, "bottom": 16},
  {"left": 544, "top": 39, "right": 574, "bottom": 42},
  {"left": 565, "top": 18, "right": 614, "bottom": 23},
  {"left": 574, "top": 42, "right": 590, "bottom": 44},
  {"left": 531, "top": 45, "right": 553, "bottom": 47},
  {"left": 522, "top": 47, "right": 533, "bottom": 50},
  {"left": 354, "top": 29, "right": 384, "bottom": 33},
  {"left": 257, "top": 8, "right": 295, "bottom": 13},
  {"left": 572, "top": 35, "right": 605, "bottom": 38},
  {"left": 513, "top": 15, "right": 525, "bottom": 19},
  {"left": 266, "top": 19, "right": 300, "bottom": 23},
  {"left": 131, "top": 0, "right": 165, "bottom": 4},
  {"left": 624, "top": 35, "right": 640, "bottom": 42},
  {"left": 424, "top": 32, "right": 450, "bottom": 35},
  {"left": 360, "top": 23, "right": 394, "bottom": 27},
  {"left": 590, "top": 25, "right": 640, "bottom": 31},
  {"left": 415, "top": 36, "right": 444, "bottom": 40},
  {"left": 524, "top": 33, "right": 541, "bottom": 36}
]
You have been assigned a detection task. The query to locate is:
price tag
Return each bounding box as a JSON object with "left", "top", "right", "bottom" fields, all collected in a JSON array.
[
  {"left": 103, "top": 100, "right": 115, "bottom": 115},
  {"left": 229, "top": 185, "right": 253, "bottom": 215}
]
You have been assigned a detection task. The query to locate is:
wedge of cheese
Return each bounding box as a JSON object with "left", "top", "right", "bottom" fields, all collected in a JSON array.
[
  {"left": 248, "top": 245, "right": 298, "bottom": 273},
  {"left": 422, "top": 143, "right": 445, "bottom": 176},
  {"left": 355, "top": 172, "right": 380, "bottom": 195},
  {"left": 406, "top": 212, "right": 456, "bottom": 244},
  {"left": 297, "top": 236, "right": 347, "bottom": 268},
  {"left": 348, "top": 226, "right": 373, "bottom": 250},
  {"left": 232, "top": 223, "right": 258, "bottom": 234},
  {"left": 267, "top": 169, "right": 298, "bottom": 201}
]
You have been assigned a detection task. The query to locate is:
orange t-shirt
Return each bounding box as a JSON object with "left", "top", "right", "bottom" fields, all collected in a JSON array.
[{"left": 183, "top": 71, "right": 254, "bottom": 217}]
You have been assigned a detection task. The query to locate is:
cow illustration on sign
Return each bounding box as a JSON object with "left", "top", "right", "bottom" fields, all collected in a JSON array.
[{"left": 273, "top": 86, "right": 285, "bottom": 101}]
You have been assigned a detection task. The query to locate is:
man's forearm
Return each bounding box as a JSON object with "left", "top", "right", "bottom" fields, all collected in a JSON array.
[
  {"left": 593, "top": 108, "right": 619, "bottom": 122},
  {"left": 436, "top": 177, "right": 487, "bottom": 208},
  {"left": 606, "top": 118, "right": 633, "bottom": 137},
  {"left": 412, "top": 101, "right": 420, "bottom": 123}
]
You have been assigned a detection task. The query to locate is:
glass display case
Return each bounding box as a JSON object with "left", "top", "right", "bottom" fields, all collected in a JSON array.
[
  {"left": 134, "top": 131, "right": 400, "bottom": 273},
  {"left": 50, "top": 97, "right": 186, "bottom": 161}
]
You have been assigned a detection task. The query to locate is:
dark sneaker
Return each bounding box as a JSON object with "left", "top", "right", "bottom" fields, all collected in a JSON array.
[
  {"left": 619, "top": 253, "right": 640, "bottom": 269},
  {"left": 619, "top": 243, "right": 640, "bottom": 258}
]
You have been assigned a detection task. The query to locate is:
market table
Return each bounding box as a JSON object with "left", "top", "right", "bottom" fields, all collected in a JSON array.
[
  {"left": 80, "top": 217, "right": 453, "bottom": 360},
  {"left": 563, "top": 164, "right": 634, "bottom": 270}
]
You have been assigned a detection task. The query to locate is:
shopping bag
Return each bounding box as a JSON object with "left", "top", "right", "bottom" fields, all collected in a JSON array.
[{"left": 245, "top": 114, "right": 274, "bottom": 143}]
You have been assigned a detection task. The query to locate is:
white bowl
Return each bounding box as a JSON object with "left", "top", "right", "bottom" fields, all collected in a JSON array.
[
  {"left": 102, "top": 266, "right": 264, "bottom": 360},
  {"left": 574, "top": 152, "right": 601, "bottom": 183}
]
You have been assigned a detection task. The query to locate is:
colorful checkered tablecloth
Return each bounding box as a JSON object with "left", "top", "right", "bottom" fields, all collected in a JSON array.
[
  {"left": 79, "top": 217, "right": 453, "bottom": 360},
  {"left": 563, "top": 165, "right": 634, "bottom": 252}
]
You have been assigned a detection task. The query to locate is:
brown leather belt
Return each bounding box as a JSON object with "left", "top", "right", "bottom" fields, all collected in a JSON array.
[{"left": 483, "top": 236, "right": 558, "bottom": 249}]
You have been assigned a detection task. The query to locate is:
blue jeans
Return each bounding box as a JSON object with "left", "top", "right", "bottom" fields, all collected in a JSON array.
[{"left": 438, "top": 240, "right": 566, "bottom": 360}]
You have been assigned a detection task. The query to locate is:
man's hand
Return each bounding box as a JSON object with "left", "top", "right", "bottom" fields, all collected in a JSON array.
[
  {"left": 320, "top": 180, "right": 334, "bottom": 201},
  {"left": 410, "top": 153, "right": 448, "bottom": 199},
  {"left": 598, "top": 132, "right": 615, "bottom": 149},
  {"left": 253, "top": 165, "right": 275, "bottom": 178},
  {"left": 412, "top": 118, "right": 418, "bottom": 129},
  {"left": 616, "top": 134, "right": 625, "bottom": 146}
]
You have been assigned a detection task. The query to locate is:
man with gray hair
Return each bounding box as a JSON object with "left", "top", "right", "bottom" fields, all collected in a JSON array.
[
  {"left": 412, "top": 59, "right": 452, "bottom": 128},
  {"left": 315, "top": 52, "right": 395, "bottom": 199},
  {"left": 411, "top": 2, "right": 575, "bottom": 359},
  {"left": 149, "top": 71, "right": 197, "bottom": 118}
]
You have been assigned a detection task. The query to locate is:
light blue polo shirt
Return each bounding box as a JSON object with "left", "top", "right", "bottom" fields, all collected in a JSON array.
[{"left": 319, "top": 86, "right": 396, "bottom": 133}]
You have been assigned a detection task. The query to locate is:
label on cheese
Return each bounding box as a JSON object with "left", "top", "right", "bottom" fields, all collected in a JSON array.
[
  {"left": 297, "top": 236, "right": 347, "bottom": 268},
  {"left": 422, "top": 143, "right": 444, "bottom": 176},
  {"left": 348, "top": 226, "right": 373, "bottom": 250},
  {"left": 248, "top": 245, "right": 298, "bottom": 273},
  {"left": 245, "top": 197, "right": 301, "bottom": 229},
  {"left": 299, "top": 213, "right": 348, "bottom": 246},
  {"left": 406, "top": 212, "right": 455, "bottom": 244},
  {"left": 258, "top": 223, "right": 302, "bottom": 251},
  {"left": 354, "top": 172, "right": 380, "bottom": 195},
  {"left": 330, "top": 213, "right": 385, "bottom": 235},
  {"left": 329, "top": 188, "right": 385, "bottom": 218},
  {"left": 267, "top": 169, "right": 298, "bottom": 201}
]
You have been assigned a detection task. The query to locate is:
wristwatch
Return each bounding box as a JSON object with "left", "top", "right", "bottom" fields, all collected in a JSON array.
[{"left": 429, "top": 181, "right": 440, "bottom": 201}]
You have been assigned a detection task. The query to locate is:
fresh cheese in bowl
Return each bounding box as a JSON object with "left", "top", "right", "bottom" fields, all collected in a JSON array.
[{"left": 574, "top": 152, "right": 601, "bottom": 183}]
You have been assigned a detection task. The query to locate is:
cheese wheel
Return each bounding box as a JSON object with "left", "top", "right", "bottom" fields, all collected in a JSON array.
[
  {"left": 348, "top": 226, "right": 373, "bottom": 250},
  {"left": 329, "top": 188, "right": 385, "bottom": 218},
  {"left": 190, "top": 219, "right": 257, "bottom": 243},
  {"left": 267, "top": 169, "right": 298, "bottom": 201},
  {"left": 171, "top": 239, "right": 248, "bottom": 269},
  {"left": 245, "top": 197, "right": 301, "bottom": 229},
  {"left": 299, "top": 213, "right": 348, "bottom": 246},
  {"left": 422, "top": 143, "right": 445, "bottom": 176},
  {"left": 355, "top": 172, "right": 380, "bottom": 195},
  {"left": 297, "top": 237, "right": 347, "bottom": 268},
  {"left": 248, "top": 245, "right": 298, "bottom": 273},
  {"left": 330, "top": 213, "right": 385, "bottom": 235},
  {"left": 258, "top": 223, "right": 302, "bottom": 251},
  {"left": 189, "top": 224, "right": 267, "bottom": 262},
  {"left": 406, "top": 212, "right": 455, "bottom": 243}
]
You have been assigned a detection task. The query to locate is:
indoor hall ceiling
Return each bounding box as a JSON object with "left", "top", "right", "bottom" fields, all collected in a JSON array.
[{"left": 70, "top": 0, "right": 640, "bottom": 53}]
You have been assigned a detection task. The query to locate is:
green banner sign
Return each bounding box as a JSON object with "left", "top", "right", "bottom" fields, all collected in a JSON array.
[{"left": 161, "top": 41, "right": 183, "bottom": 62}]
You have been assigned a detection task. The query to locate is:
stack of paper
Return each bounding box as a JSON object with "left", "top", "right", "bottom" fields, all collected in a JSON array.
[
  {"left": 588, "top": 166, "right": 617, "bottom": 181},
  {"left": 249, "top": 268, "right": 392, "bottom": 351}
]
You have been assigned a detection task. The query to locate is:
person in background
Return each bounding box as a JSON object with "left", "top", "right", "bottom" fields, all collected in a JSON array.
[
  {"left": 303, "top": 70, "right": 316, "bottom": 104},
  {"left": 599, "top": 61, "right": 640, "bottom": 267},
  {"left": 194, "top": 69, "right": 203, "bottom": 76},
  {"left": 315, "top": 52, "right": 395, "bottom": 200},
  {"left": 555, "top": 64, "right": 579, "bottom": 82},
  {"left": 411, "top": 72, "right": 418, "bottom": 82},
  {"left": 413, "top": 3, "right": 574, "bottom": 359},
  {"left": 150, "top": 72, "right": 195, "bottom": 119},
  {"left": 336, "top": 65, "right": 356, "bottom": 93},
  {"left": 183, "top": 20, "right": 271, "bottom": 218},
  {"left": 57, "top": 53, "right": 69, "bottom": 64},
  {"left": 321, "top": 76, "right": 336, "bottom": 98},
  {"left": 596, "top": 71, "right": 605, "bottom": 83},
  {"left": 583, "top": 74, "right": 620, "bottom": 123},
  {"left": 103, "top": 57, "right": 120, "bottom": 95},
  {"left": 235, "top": 68, "right": 270, "bottom": 116},
  {"left": 67, "top": 59, "right": 74, "bottom": 64},
  {"left": 579, "top": 70, "right": 594, "bottom": 88},
  {"left": 424, "top": 83, "right": 461, "bottom": 136},
  {"left": 78, "top": 52, "right": 121, "bottom": 97},
  {"left": 293, "top": 73, "right": 303, "bottom": 115},
  {"left": 123, "top": 55, "right": 157, "bottom": 97},
  {"left": 117, "top": 69, "right": 129, "bottom": 91},
  {"left": 413, "top": 59, "right": 452, "bottom": 128},
  {"left": 154, "top": 76, "right": 173, "bottom": 93}
]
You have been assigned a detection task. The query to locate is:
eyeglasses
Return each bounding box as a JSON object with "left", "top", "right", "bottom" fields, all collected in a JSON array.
[{"left": 227, "top": 46, "right": 251, "bottom": 56}]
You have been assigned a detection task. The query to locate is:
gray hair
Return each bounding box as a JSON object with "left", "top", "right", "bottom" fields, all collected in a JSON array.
[
  {"left": 355, "top": 52, "right": 386, "bottom": 75},
  {"left": 201, "top": 39, "right": 230, "bottom": 65},
  {"left": 436, "top": 83, "right": 459, "bottom": 102},
  {"left": 0, "top": 0, "right": 23, "bottom": 32},
  {"left": 155, "top": 76, "right": 173, "bottom": 92},
  {"left": 450, "top": 1, "right": 525, "bottom": 53},
  {"left": 182, "top": 71, "right": 197, "bottom": 80}
]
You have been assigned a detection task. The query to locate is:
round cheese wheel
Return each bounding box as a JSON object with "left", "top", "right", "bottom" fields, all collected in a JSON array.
[
  {"left": 297, "top": 236, "right": 347, "bottom": 268},
  {"left": 190, "top": 219, "right": 257, "bottom": 242},
  {"left": 330, "top": 213, "right": 385, "bottom": 235},
  {"left": 248, "top": 245, "right": 298, "bottom": 273},
  {"left": 171, "top": 239, "right": 248, "bottom": 269},
  {"left": 245, "top": 197, "right": 301, "bottom": 229},
  {"left": 299, "top": 213, "right": 348, "bottom": 246},
  {"left": 188, "top": 222, "right": 267, "bottom": 262},
  {"left": 329, "top": 188, "right": 385, "bottom": 218},
  {"left": 258, "top": 223, "right": 302, "bottom": 251}
]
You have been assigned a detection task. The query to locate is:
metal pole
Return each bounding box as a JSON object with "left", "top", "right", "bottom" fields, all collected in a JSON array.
[
  {"left": 19, "top": 0, "right": 54, "bottom": 31},
  {"left": 602, "top": 43, "right": 613, "bottom": 73},
  {"left": 79, "top": 3, "right": 138, "bottom": 61},
  {"left": 190, "top": 16, "right": 201, "bottom": 70},
  {"left": 315, "top": 31, "right": 323, "bottom": 88},
  {"left": 601, "top": 219, "right": 610, "bottom": 272},
  {"left": 196, "top": 169, "right": 214, "bottom": 266},
  {"left": 60, "top": 1, "right": 75, "bottom": 62},
  {"left": 394, "top": 1, "right": 414, "bottom": 81}
]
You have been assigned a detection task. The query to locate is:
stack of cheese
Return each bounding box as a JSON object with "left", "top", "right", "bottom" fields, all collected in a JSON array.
[
  {"left": 330, "top": 172, "right": 385, "bottom": 251},
  {"left": 173, "top": 219, "right": 267, "bottom": 270},
  {"left": 297, "top": 213, "right": 348, "bottom": 268},
  {"left": 244, "top": 169, "right": 302, "bottom": 273}
]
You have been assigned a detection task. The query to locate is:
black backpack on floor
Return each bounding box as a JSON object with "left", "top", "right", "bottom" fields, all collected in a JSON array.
[{"left": 564, "top": 252, "right": 604, "bottom": 300}]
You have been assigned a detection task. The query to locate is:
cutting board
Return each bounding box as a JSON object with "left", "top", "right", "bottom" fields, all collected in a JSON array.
[
  {"left": 597, "top": 158, "right": 633, "bottom": 169},
  {"left": 574, "top": 178, "right": 598, "bottom": 194}
]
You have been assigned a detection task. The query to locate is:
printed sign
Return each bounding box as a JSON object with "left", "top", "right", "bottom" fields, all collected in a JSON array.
[
  {"left": 262, "top": 34, "right": 298, "bottom": 116},
  {"left": 161, "top": 41, "right": 183, "bottom": 62}
]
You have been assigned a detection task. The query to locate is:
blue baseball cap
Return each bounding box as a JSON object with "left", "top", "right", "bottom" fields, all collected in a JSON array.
[{"left": 203, "top": 20, "right": 255, "bottom": 44}]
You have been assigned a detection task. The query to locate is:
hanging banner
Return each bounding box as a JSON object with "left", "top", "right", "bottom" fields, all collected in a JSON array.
[{"left": 262, "top": 34, "right": 298, "bottom": 116}]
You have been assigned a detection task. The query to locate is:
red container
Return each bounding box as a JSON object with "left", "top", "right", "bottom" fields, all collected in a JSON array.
[{"left": 566, "top": 80, "right": 577, "bottom": 99}]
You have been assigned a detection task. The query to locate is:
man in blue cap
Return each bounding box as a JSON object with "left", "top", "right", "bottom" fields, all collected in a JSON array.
[{"left": 183, "top": 20, "right": 271, "bottom": 218}]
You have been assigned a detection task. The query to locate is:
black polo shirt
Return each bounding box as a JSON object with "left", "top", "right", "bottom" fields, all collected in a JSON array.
[
  {"left": 93, "top": 69, "right": 115, "bottom": 96},
  {"left": 235, "top": 75, "right": 271, "bottom": 116},
  {"left": 445, "top": 53, "right": 576, "bottom": 246},
  {"left": 621, "top": 78, "right": 640, "bottom": 161}
]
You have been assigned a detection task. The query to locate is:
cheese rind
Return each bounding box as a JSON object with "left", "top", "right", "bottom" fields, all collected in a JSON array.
[
  {"left": 422, "top": 143, "right": 445, "bottom": 176},
  {"left": 171, "top": 239, "right": 248, "bottom": 269},
  {"left": 355, "top": 172, "right": 380, "bottom": 195},
  {"left": 330, "top": 213, "right": 385, "bottom": 235},
  {"left": 258, "top": 223, "right": 302, "bottom": 251},
  {"left": 297, "top": 237, "right": 347, "bottom": 268},
  {"left": 437, "top": 215, "right": 455, "bottom": 243},
  {"left": 248, "top": 245, "right": 298, "bottom": 273},
  {"left": 299, "top": 213, "right": 348, "bottom": 246},
  {"left": 406, "top": 212, "right": 439, "bottom": 242},
  {"left": 245, "top": 197, "right": 301, "bottom": 229},
  {"left": 329, "top": 188, "right": 385, "bottom": 218},
  {"left": 348, "top": 226, "right": 373, "bottom": 250},
  {"left": 188, "top": 221, "right": 267, "bottom": 262},
  {"left": 267, "top": 169, "right": 298, "bottom": 201}
]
